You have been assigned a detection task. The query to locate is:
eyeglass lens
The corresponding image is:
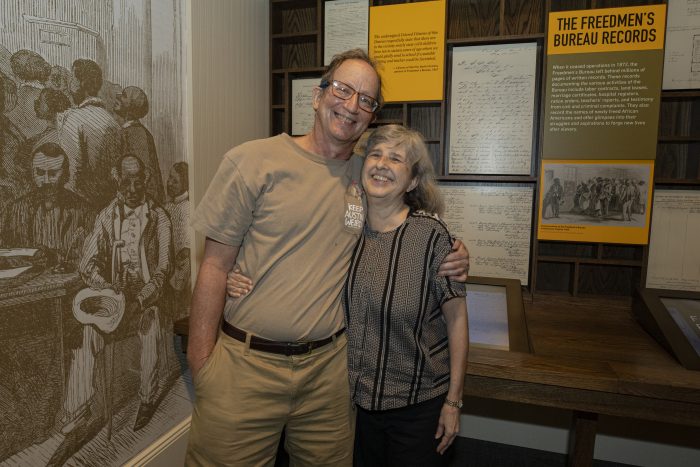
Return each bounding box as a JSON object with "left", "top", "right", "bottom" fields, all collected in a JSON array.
[{"left": 330, "top": 80, "right": 377, "bottom": 112}]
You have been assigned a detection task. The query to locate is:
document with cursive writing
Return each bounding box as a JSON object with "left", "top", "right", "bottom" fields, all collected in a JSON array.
[
  {"left": 448, "top": 43, "right": 538, "bottom": 174},
  {"left": 438, "top": 184, "right": 533, "bottom": 285}
]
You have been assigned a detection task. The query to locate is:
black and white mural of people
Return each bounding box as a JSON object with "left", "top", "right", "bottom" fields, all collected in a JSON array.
[
  {"left": 0, "top": 1, "right": 190, "bottom": 465},
  {"left": 541, "top": 163, "right": 651, "bottom": 227},
  {"left": 164, "top": 161, "right": 191, "bottom": 321}
]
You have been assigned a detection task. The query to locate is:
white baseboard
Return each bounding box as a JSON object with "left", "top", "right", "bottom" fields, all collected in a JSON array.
[{"left": 125, "top": 416, "right": 191, "bottom": 467}]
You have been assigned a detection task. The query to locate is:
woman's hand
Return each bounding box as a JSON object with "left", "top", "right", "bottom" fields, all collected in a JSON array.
[
  {"left": 435, "top": 403, "right": 460, "bottom": 455},
  {"left": 437, "top": 239, "right": 470, "bottom": 281},
  {"left": 226, "top": 265, "right": 254, "bottom": 298}
]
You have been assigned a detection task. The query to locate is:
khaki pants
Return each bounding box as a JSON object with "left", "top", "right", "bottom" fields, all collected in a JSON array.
[{"left": 186, "top": 331, "right": 354, "bottom": 467}]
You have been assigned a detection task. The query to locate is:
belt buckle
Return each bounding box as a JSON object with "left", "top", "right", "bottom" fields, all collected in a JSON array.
[{"left": 288, "top": 340, "right": 314, "bottom": 355}]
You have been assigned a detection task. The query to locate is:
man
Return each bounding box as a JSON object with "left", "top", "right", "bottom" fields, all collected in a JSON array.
[
  {"left": 47, "top": 65, "right": 71, "bottom": 95},
  {"left": 48, "top": 155, "right": 172, "bottom": 466},
  {"left": 620, "top": 179, "right": 636, "bottom": 221},
  {"left": 24, "top": 87, "right": 71, "bottom": 156},
  {"left": 164, "top": 162, "right": 190, "bottom": 320},
  {"left": 599, "top": 178, "right": 613, "bottom": 218},
  {"left": 115, "top": 86, "right": 165, "bottom": 203},
  {"left": 1, "top": 73, "right": 26, "bottom": 217},
  {"left": 58, "top": 58, "right": 121, "bottom": 205},
  {"left": 186, "top": 49, "right": 468, "bottom": 466},
  {"left": 544, "top": 178, "right": 563, "bottom": 219},
  {"left": 7, "top": 49, "right": 51, "bottom": 139},
  {"left": 1, "top": 143, "right": 93, "bottom": 268}
]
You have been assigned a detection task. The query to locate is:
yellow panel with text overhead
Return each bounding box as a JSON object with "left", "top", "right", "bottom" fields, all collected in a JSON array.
[
  {"left": 543, "top": 4, "right": 666, "bottom": 160},
  {"left": 369, "top": 0, "right": 445, "bottom": 102},
  {"left": 548, "top": 5, "right": 666, "bottom": 55}
]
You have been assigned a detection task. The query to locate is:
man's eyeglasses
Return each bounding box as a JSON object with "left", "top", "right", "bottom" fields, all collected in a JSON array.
[{"left": 320, "top": 79, "right": 379, "bottom": 113}]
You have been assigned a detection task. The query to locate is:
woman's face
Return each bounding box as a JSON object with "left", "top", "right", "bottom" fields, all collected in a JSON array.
[{"left": 362, "top": 142, "right": 417, "bottom": 204}]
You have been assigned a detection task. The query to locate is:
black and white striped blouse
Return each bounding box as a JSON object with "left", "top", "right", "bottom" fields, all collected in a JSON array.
[{"left": 344, "top": 211, "right": 466, "bottom": 411}]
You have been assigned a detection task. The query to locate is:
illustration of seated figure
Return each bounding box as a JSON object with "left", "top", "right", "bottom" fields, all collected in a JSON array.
[
  {"left": 1, "top": 142, "right": 93, "bottom": 270},
  {"left": 49, "top": 155, "right": 172, "bottom": 466}
]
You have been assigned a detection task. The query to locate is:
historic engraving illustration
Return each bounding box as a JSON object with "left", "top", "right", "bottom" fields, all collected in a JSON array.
[
  {"left": 541, "top": 162, "right": 651, "bottom": 228},
  {"left": 0, "top": 1, "right": 191, "bottom": 465}
]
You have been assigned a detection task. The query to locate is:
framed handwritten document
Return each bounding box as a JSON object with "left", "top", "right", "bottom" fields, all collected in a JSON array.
[
  {"left": 438, "top": 183, "right": 534, "bottom": 285},
  {"left": 663, "top": 0, "right": 700, "bottom": 89},
  {"left": 324, "top": 0, "right": 369, "bottom": 66},
  {"left": 291, "top": 78, "right": 320, "bottom": 136},
  {"left": 447, "top": 42, "right": 539, "bottom": 175},
  {"left": 646, "top": 190, "right": 700, "bottom": 291}
]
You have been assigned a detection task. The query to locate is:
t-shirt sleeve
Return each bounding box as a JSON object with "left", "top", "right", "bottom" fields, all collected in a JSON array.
[
  {"left": 430, "top": 222, "right": 467, "bottom": 305},
  {"left": 190, "top": 148, "right": 259, "bottom": 246}
]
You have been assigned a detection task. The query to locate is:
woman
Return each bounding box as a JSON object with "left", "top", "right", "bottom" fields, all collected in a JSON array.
[{"left": 229, "top": 125, "right": 468, "bottom": 466}]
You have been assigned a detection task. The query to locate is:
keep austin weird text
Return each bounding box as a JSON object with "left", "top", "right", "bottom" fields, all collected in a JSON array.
[
  {"left": 553, "top": 11, "right": 658, "bottom": 47},
  {"left": 345, "top": 203, "right": 364, "bottom": 229}
]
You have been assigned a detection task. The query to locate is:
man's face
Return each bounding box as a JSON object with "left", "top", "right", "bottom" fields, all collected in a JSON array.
[
  {"left": 69, "top": 70, "right": 84, "bottom": 105},
  {"left": 119, "top": 160, "right": 147, "bottom": 209},
  {"left": 166, "top": 167, "right": 185, "bottom": 199},
  {"left": 48, "top": 68, "right": 69, "bottom": 93},
  {"left": 32, "top": 152, "right": 65, "bottom": 195},
  {"left": 34, "top": 93, "right": 55, "bottom": 121},
  {"left": 113, "top": 90, "right": 129, "bottom": 118},
  {"left": 313, "top": 59, "right": 379, "bottom": 148}
]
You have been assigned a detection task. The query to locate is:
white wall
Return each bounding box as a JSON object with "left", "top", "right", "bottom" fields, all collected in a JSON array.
[
  {"left": 187, "top": 0, "right": 270, "bottom": 265},
  {"left": 459, "top": 398, "right": 700, "bottom": 467}
]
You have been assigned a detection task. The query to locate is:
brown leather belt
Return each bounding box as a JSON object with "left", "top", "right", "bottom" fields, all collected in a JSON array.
[{"left": 221, "top": 320, "right": 344, "bottom": 356}]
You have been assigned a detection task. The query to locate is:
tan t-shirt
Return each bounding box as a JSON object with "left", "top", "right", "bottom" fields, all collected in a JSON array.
[{"left": 192, "top": 133, "right": 365, "bottom": 341}]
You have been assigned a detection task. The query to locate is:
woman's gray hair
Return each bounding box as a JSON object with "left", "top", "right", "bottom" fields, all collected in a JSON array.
[{"left": 365, "top": 124, "right": 444, "bottom": 216}]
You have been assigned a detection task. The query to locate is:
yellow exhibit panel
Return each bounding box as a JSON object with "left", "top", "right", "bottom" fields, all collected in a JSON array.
[
  {"left": 369, "top": 0, "right": 445, "bottom": 102},
  {"left": 548, "top": 4, "right": 666, "bottom": 55},
  {"left": 542, "top": 5, "right": 666, "bottom": 160}
]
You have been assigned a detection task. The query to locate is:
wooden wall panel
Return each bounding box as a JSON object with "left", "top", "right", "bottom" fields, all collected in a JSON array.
[
  {"left": 448, "top": 0, "right": 500, "bottom": 39},
  {"left": 504, "top": 0, "right": 545, "bottom": 35}
]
